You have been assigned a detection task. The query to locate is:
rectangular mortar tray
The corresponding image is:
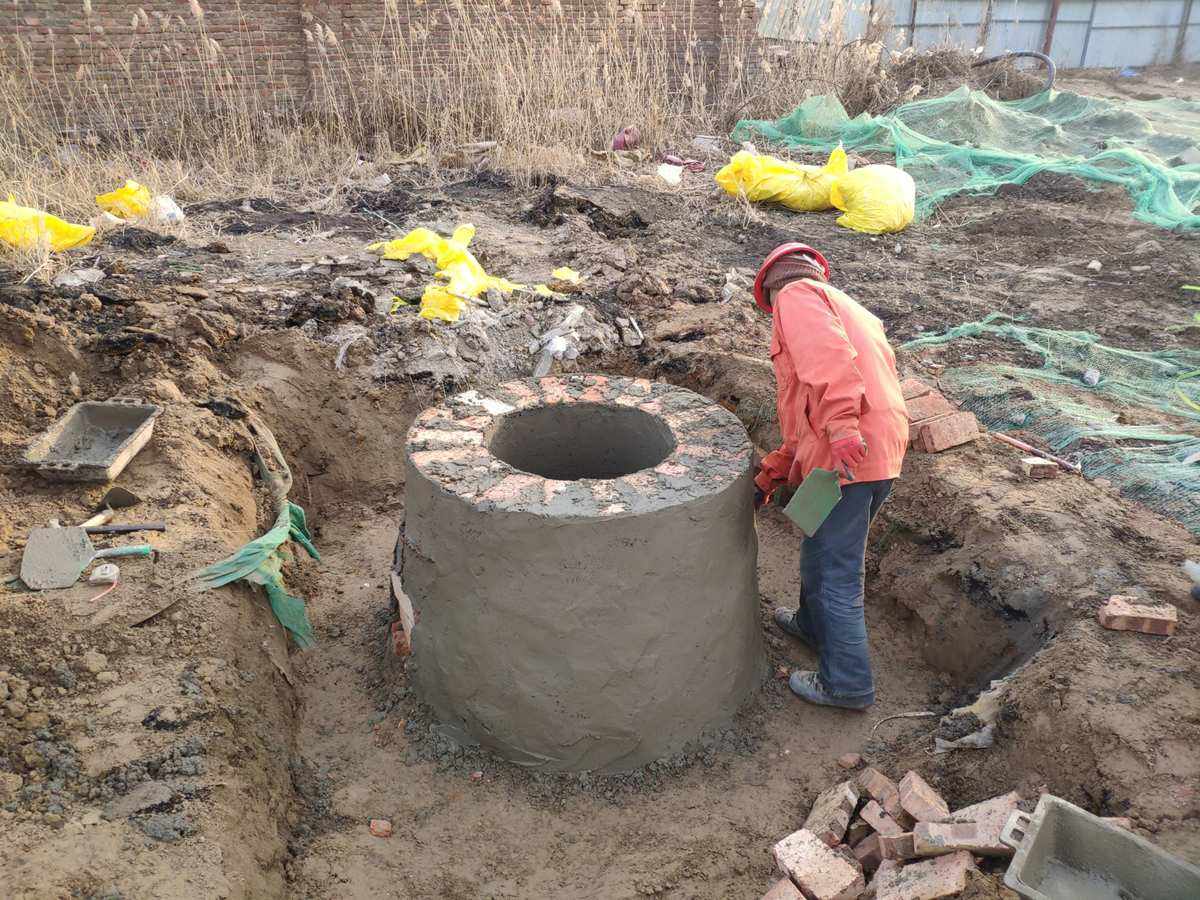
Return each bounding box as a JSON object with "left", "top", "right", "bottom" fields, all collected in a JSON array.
[
  {"left": 1001, "top": 794, "right": 1200, "bottom": 900},
  {"left": 23, "top": 399, "right": 161, "bottom": 482}
]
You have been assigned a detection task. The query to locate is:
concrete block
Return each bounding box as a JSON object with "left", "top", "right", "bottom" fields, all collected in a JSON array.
[
  {"left": 762, "top": 877, "right": 804, "bottom": 900},
  {"left": 1097, "top": 596, "right": 1178, "bottom": 636},
  {"left": 876, "top": 850, "right": 975, "bottom": 900},
  {"left": 945, "top": 791, "right": 1020, "bottom": 856},
  {"left": 1019, "top": 456, "right": 1058, "bottom": 478},
  {"left": 905, "top": 391, "right": 954, "bottom": 424},
  {"left": 898, "top": 771, "right": 949, "bottom": 823},
  {"left": 803, "top": 780, "right": 862, "bottom": 847},
  {"left": 860, "top": 800, "right": 904, "bottom": 837},
  {"left": 772, "top": 828, "right": 866, "bottom": 900},
  {"left": 878, "top": 832, "right": 918, "bottom": 861},
  {"left": 857, "top": 768, "right": 911, "bottom": 826},
  {"left": 853, "top": 832, "right": 883, "bottom": 873},
  {"left": 899, "top": 378, "right": 933, "bottom": 401},
  {"left": 916, "top": 412, "right": 978, "bottom": 453}
]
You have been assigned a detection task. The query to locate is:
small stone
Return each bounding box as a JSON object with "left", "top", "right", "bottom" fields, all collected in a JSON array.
[
  {"left": 469, "top": 771, "right": 484, "bottom": 781},
  {"left": 96, "top": 671, "right": 119, "bottom": 684},
  {"left": 176, "top": 285, "right": 210, "bottom": 299},
  {"left": 4, "top": 701, "right": 28, "bottom": 719},
  {"left": 774, "top": 665, "right": 790, "bottom": 681},
  {"left": 369, "top": 818, "right": 393, "bottom": 837},
  {"left": 20, "top": 711, "right": 50, "bottom": 730},
  {"left": 81, "top": 650, "right": 107, "bottom": 674},
  {"left": 1087, "top": 259, "right": 1102, "bottom": 271},
  {"left": 43, "top": 812, "right": 64, "bottom": 827},
  {"left": 837, "top": 753, "right": 863, "bottom": 770},
  {"left": 1082, "top": 368, "right": 1101, "bottom": 386},
  {"left": 0, "top": 773, "right": 23, "bottom": 798}
]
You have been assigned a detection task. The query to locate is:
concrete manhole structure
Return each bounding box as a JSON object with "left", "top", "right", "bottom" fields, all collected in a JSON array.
[{"left": 399, "top": 374, "right": 764, "bottom": 772}]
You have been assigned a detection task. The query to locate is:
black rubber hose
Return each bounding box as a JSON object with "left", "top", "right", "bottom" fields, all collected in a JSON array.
[{"left": 971, "top": 50, "right": 1057, "bottom": 96}]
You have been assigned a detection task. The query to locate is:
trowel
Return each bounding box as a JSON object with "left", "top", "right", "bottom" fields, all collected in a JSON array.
[
  {"left": 20, "top": 526, "right": 155, "bottom": 590},
  {"left": 782, "top": 468, "right": 842, "bottom": 537},
  {"left": 80, "top": 486, "right": 142, "bottom": 527}
]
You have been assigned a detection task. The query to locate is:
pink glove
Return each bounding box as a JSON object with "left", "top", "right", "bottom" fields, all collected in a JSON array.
[{"left": 829, "top": 435, "right": 868, "bottom": 480}]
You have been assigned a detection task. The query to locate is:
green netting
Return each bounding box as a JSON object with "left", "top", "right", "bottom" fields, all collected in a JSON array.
[
  {"left": 733, "top": 86, "right": 1200, "bottom": 230},
  {"left": 901, "top": 314, "right": 1200, "bottom": 533}
]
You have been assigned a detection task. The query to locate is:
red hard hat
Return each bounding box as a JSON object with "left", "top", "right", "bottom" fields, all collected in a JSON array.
[{"left": 752, "top": 242, "right": 831, "bottom": 314}]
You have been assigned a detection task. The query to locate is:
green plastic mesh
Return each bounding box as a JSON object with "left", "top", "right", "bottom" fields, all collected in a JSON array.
[
  {"left": 733, "top": 87, "right": 1200, "bottom": 230},
  {"left": 901, "top": 315, "right": 1200, "bottom": 533}
]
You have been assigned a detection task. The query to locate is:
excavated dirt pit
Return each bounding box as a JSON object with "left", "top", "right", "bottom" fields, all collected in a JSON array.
[{"left": 2, "top": 69, "right": 1199, "bottom": 898}]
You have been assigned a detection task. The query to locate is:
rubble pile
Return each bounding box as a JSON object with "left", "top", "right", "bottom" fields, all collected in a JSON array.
[{"left": 763, "top": 767, "right": 1021, "bottom": 900}]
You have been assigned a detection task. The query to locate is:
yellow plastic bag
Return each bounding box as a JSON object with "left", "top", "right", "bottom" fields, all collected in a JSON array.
[
  {"left": 829, "top": 164, "right": 915, "bottom": 234},
  {"left": 0, "top": 196, "right": 95, "bottom": 252},
  {"left": 715, "top": 146, "right": 847, "bottom": 212},
  {"left": 96, "top": 180, "right": 152, "bottom": 219},
  {"left": 368, "top": 224, "right": 523, "bottom": 322}
]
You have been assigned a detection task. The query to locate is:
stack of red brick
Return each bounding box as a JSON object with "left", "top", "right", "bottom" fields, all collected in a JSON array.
[
  {"left": 763, "top": 768, "right": 1022, "bottom": 900},
  {"left": 901, "top": 379, "right": 980, "bottom": 454}
]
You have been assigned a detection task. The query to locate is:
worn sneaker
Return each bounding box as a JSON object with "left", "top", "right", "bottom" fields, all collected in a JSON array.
[
  {"left": 773, "top": 607, "right": 817, "bottom": 652},
  {"left": 788, "top": 670, "right": 873, "bottom": 710}
]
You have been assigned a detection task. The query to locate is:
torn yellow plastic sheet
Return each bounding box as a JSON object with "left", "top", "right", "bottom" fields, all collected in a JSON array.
[
  {"left": 368, "top": 224, "right": 523, "bottom": 322},
  {"left": 96, "top": 180, "right": 152, "bottom": 219},
  {"left": 0, "top": 196, "right": 95, "bottom": 252},
  {"left": 551, "top": 266, "right": 583, "bottom": 285}
]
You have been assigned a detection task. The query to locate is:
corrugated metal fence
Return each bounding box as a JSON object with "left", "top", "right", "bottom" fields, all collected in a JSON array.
[{"left": 758, "top": 0, "right": 1197, "bottom": 68}]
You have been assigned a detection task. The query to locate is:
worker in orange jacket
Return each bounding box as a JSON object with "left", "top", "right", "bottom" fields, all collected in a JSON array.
[{"left": 753, "top": 242, "right": 908, "bottom": 710}]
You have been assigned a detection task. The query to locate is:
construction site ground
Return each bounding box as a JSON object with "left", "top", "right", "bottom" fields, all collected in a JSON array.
[{"left": 1, "top": 68, "right": 1198, "bottom": 899}]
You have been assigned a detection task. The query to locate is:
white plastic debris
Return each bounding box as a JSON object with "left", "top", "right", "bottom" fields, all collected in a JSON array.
[
  {"left": 1086, "top": 259, "right": 1102, "bottom": 272},
  {"left": 88, "top": 563, "right": 120, "bottom": 585},
  {"left": 934, "top": 723, "right": 996, "bottom": 753},
  {"left": 657, "top": 163, "right": 684, "bottom": 186},
  {"left": 150, "top": 195, "right": 185, "bottom": 225},
  {"left": 53, "top": 267, "right": 106, "bottom": 288}
]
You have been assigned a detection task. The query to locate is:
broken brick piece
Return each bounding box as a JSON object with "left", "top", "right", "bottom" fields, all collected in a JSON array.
[
  {"left": 846, "top": 817, "right": 874, "bottom": 847},
  {"left": 876, "top": 850, "right": 975, "bottom": 900},
  {"left": 772, "top": 829, "right": 866, "bottom": 900},
  {"left": 761, "top": 878, "right": 804, "bottom": 900},
  {"left": 1019, "top": 456, "right": 1058, "bottom": 479},
  {"left": 860, "top": 800, "right": 904, "bottom": 837},
  {"left": 858, "top": 768, "right": 913, "bottom": 828},
  {"left": 878, "top": 832, "right": 917, "bottom": 861},
  {"left": 853, "top": 832, "right": 884, "bottom": 873},
  {"left": 898, "top": 772, "right": 950, "bottom": 823},
  {"left": 900, "top": 378, "right": 933, "bottom": 401},
  {"left": 917, "top": 412, "right": 979, "bottom": 453},
  {"left": 1097, "top": 596, "right": 1178, "bottom": 636},
  {"left": 905, "top": 391, "right": 955, "bottom": 424},
  {"left": 946, "top": 791, "right": 1020, "bottom": 856},
  {"left": 913, "top": 821, "right": 1005, "bottom": 858},
  {"left": 802, "top": 780, "right": 861, "bottom": 848}
]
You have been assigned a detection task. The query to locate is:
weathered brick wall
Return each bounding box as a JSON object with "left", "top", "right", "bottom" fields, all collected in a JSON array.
[{"left": 0, "top": 0, "right": 757, "bottom": 109}]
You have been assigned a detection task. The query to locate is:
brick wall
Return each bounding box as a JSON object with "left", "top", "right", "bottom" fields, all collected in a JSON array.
[{"left": 0, "top": 0, "right": 758, "bottom": 114}]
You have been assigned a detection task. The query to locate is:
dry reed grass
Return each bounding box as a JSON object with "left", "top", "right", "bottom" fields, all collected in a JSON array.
[{"left": 0, "top": 0, "right": 897, "bottom": 268}]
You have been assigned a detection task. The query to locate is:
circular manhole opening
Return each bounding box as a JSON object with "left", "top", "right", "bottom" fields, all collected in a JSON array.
[{"left": 488, "top": 402, "right": 676, "bottom": 480}]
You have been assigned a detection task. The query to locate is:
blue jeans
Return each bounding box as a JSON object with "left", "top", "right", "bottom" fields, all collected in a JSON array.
[{"left": 791, "top": 479, "right": 893, "bottom": 703}]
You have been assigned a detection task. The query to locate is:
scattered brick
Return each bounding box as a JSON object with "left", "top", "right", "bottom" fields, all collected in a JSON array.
[
  {"left": 916, "top": 412, "right": 979, "bottom": 453},
  {"left": 914, "top": 821, "right": 1000, "bottom": 857},
  {"left": 898, "top": 772, "right": 950, "bottom": 823},
  {"left": 878, "top": 832, "right": 917, "bottom": 861},
  {"left": 846, "top": 817, "right": 874, "bottom": 847},
  {"left": 857, "top": 769, "right": 911, "bottom": 826},
  {"left": 391, "top": 573, "right": 416, "bottom": 657},
  {"left": 945, "top": 791, "right": 1020, "bottom": 856},
  {"left": 853, "top": 832, "right": 884, "bottom": 873},
  {"left": 837, "top": 753, "right": 863, "bottom": 770},
  {"left": 864, "top": 859, "right": 900, "bottom": 900},
  {"left": 904, "top": 391, "right": 955, "bottom": 424},
  {"left": 1097, "top": 596, "right": 1178, "bottom": 636},
  {"left": 772, "top": 829, "right": 866, "bottom": 900},
  {"left": 1019, "top": 456, "right": 1058, "bottom": 478},
  {"left": 860, "top": 800, "right": 904, "bottom": 837},
  {"left": 876, "top": 850, "right": 975, "bottom": 900},
  {"left": 761, "top": 878, "right": 803, "bottom": 900},
  {"left": 802, "top": 780, "right": 861, "bottom": 847},
  {"left": 899, "top": 378, "right": 933, "bottom": 401}
]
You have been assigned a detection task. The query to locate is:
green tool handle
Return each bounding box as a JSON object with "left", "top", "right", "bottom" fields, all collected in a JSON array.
[{"left": 94, "top": 545, "right": 155, "bottom": 560}]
